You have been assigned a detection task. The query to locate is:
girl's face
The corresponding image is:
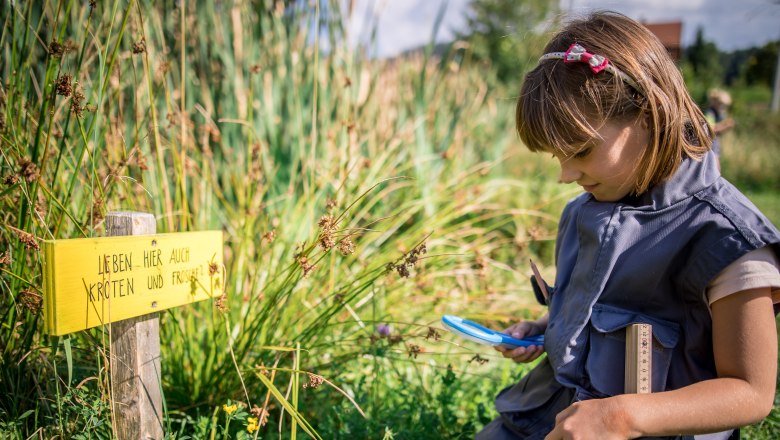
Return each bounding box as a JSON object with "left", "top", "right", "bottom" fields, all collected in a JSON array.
[{"left": 554, "top": 119, "right": 649, "bottom": 202}]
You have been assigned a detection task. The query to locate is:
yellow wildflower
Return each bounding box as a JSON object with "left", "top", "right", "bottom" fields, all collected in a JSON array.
[
  {"left": 247, "top": 417, "right": 259, "bottom": 433},
  {"left": 223, "top": 403, "right": 237, "bottom": 415}
]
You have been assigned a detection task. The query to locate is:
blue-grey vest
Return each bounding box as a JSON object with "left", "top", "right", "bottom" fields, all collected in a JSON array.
[{"left": 490, "top": 152, "right": 780, "bottom": 439}]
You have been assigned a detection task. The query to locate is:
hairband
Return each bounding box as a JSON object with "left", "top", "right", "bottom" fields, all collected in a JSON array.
[{"left": 539, "top": 43, "right": 642, "bottom": 93}]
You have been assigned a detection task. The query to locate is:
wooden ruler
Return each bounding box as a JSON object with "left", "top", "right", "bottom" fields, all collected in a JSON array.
[{"left": 625, "top": 323, "right": 653, "bottom": 394}]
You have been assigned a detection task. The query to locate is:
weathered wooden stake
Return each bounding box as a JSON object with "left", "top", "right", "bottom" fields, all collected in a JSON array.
[{"left": 107, "top": 212, "right": 163, "bottom": 439}]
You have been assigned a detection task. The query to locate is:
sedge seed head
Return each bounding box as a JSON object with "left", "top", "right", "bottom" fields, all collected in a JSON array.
[
  {"left": 338, "top": 237, "right": 355, "bottom": 256},
  {"left": 13, "top": 227, "right": 39, "bottom": 251}
]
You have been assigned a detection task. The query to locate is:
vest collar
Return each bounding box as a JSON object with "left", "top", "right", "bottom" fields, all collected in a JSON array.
[{"left": 617, "top": 151, "right": 720, "bottom": 209}]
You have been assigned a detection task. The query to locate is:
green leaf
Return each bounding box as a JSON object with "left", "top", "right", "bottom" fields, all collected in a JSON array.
[
  {"left": 256, "top": 372, "right": 322, "bottom": 440},
  {"left": 64, "top": 337, "right": 73, "bottom": 388}
]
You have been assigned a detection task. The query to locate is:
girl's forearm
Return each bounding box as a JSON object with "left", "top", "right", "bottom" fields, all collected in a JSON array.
[
  {"left": 617, "top": 288, "right": 777, "bottom": 437},
  {"left": 615, "top": 374, "right": 774, "bottom": 437}
]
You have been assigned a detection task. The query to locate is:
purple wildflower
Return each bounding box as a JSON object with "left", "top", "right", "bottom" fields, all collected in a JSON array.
[{"left": 376, "top": 323, "right": 391, "bottom": 337}]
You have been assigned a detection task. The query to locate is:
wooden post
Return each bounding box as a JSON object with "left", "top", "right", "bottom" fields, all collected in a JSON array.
[{"left": 107, "top": 212, "right": 164, "bottom": 439}]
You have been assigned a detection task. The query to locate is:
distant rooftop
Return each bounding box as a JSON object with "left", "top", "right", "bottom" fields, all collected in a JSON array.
[{"left": 642, "top": 21, "right": 683, "bottom": 60}]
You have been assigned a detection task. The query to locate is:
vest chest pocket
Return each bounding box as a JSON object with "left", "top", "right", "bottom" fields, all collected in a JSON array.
[{"left": 585, "top": 303, "right": 681, "bottom": 397}]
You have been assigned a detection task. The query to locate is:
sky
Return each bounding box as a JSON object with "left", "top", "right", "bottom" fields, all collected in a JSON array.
[{"left": 347, "top": 0, "right": 780, "bottom": 58}]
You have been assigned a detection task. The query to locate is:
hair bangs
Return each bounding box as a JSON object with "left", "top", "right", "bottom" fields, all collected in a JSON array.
[{"left": 516, "top": 65, "right": 600, "bottom": 158}]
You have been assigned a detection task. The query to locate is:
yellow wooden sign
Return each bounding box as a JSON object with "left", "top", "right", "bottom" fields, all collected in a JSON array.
[{"left": 43, "top": 231, "right": 224, "bottom": 336}]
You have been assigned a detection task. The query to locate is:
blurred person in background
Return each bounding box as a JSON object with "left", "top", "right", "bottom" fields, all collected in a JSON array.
[{"left": 705, "top": 88, "right": 736, "bottom": 169}]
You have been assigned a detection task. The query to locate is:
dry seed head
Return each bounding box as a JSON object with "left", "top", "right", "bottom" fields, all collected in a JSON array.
[
  {"left": 19, "top": 289, "right": 42, "bottom": 314},
  {"left": 20, "top": 156, "right": 40, "bottom": 181},
  {"left": 338, "top": 237, "right": 355, "bottom": 256},
  {"left": 209, "top": 261, "right": 219, "bottom": 276},
  {"left": 136, "top": 152, "right": 149, "bottom": 171},
  {"left": 132, "top": 40, "right": 146, "bottom": 54},
  {"left": 249, "top": 406, "right": 269, "bottom": 426},
  {"left": 318, "top": 214, "right": 337, "bottom": 251},
  {"left": 4, "top": 174, "right": 19, "bottom": 186},
  {"left": 318, "top": 214, "right": 335, "bottom": 230},
  {"left": 251, "top": 142, "right": 263, "bottom": 161},
  {"left": 49, "top": 40, "right": 64, "bottom": 58},
  {"left": 70, "top": 87, "right": 85, "bottom": 117},
  {"left": 425, "top": 327, "right": 441, "bottom": 341},
  {"left": 13, "top": 228, "right": 39, "bottom": 251},
  {"left": 208, "top": 125, "right": 221, "bottom": 143},
  {"left": 51, "top": 39, "right": 77, "bottom": 58},
  {"left": 262, "top": 230, "right": 276, "bottom": 243},
  {"left": 0, "top": 252, "right": 11, "bottom": 265},
  {"left": 406, "top": 343, "right": 423, "bottom": 359},
  {"left": 157, "top": 61, "right": 172, "bottom": 76},
  {"left": 55, "top": 74, "right": 72, "bottom": 97},
  {"left": 396, "top": 264, "right": 410, "bottom": 278},
  {"left": 297, "top": 256, "right": 316, "bottom": 277},
  {"left": 303, "top": 373, "right": 324, "bottom": 389},
  {"left": 215, "top": 293, "right": 228, "bottom": 312}
]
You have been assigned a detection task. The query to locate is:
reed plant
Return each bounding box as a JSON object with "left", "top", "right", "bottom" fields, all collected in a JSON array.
[{"left": 0, "top": 1, "right": 562, "bottom": 438}]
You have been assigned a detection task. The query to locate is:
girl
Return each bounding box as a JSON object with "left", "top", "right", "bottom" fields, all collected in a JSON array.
[{"left": 477, "top": 11, "right": 780, "bottom": 440}]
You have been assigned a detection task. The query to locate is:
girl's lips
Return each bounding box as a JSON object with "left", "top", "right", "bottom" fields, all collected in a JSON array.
[{"left": 581, "top": 183, "right": 599, "bottom": 192}]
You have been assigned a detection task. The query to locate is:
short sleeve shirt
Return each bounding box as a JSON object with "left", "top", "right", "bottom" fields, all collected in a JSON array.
[{"left": 707, "top": 246, "right": 780, "bottom": 305}]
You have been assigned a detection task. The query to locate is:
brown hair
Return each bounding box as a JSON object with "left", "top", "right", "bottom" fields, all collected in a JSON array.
[{"left": 516, "top": 11, "right": 711, "bottom": 194}]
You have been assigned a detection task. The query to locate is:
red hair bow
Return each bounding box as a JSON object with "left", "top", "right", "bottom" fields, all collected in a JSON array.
[{"left": 563, "top": 43, "right": 610, "bottom": 73}]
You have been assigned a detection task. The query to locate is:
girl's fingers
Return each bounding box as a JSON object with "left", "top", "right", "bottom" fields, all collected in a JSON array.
[{"left": 498, "top": 344, "right": 544, "bottom": 363}]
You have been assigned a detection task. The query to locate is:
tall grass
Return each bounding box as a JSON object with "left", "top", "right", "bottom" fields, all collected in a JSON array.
[
  {"left": 719, "top": 85, "right": 780, "bottom": 224},
  {"left": 0, "top": 1, "right": 560, "bottom": 438}
]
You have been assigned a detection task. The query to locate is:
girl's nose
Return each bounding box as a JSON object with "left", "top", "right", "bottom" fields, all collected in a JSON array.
[{"left": 558, "top": 159, "right": 582, "bottom": 184}]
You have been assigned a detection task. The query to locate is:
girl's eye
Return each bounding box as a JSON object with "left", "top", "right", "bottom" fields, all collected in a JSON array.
[{"left": 573, "top": 147, "right": 592, "bottom": 159}]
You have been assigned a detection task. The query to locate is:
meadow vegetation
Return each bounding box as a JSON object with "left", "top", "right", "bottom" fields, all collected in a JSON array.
[{"left": 0, "top": 1, "right": 777, "bottom": 439}]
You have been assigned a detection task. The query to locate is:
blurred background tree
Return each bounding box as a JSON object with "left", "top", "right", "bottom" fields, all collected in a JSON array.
[
  {"left": 684, "top": 27, "right": 724, "bottom": 99},
  {"left": 458, "top": 0, "right": 559, "bottom": 84},
  {"left": 742, "top": 41, "right": 780, "bottom": 87}
]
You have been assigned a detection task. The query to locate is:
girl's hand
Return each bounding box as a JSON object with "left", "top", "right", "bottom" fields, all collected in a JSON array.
[
  {"left": 545, "top": 397, "right": 630, "bottom": 440},
  {"left": 494, "top": 319, "right": 546, "bottom": 363}
]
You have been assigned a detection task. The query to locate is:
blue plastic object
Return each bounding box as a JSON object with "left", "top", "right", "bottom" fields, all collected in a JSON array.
[{"left": 441, "top": 315, "right": 544, "bottom": 349}]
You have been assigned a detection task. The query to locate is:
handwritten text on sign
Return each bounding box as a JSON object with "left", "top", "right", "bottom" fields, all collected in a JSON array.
[{"left": 43, "top": 231, "right": 223, "bottom": 336}]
